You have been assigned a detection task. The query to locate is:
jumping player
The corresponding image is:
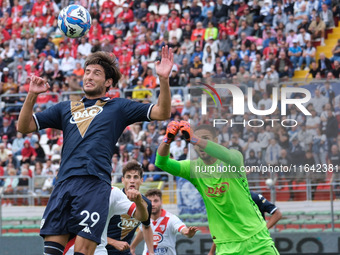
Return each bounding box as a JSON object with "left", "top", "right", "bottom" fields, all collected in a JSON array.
[
  {"left": 63, "top": 186, "right": 148, "bottom": 255},
  {"left": 155, "top": 121, "right": 280, "bottom": 255},
  {"left": 130, "top": 189, "right": 198, "bottom": 255},
  {"left": 105, "top": 161, "right": 154, "bottom": 255},
  {"left": 17, "top": 47, "right": 173, "bottom": 255}
]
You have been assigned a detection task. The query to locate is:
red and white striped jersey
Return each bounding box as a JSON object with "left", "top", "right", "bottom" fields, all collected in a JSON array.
[{"left": 142, "top": 209, "right": 186, "bottom": 255}]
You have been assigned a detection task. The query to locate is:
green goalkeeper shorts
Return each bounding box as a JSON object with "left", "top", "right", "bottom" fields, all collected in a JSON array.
[{"left": 216, "top": 227, "right": 279, "bottom": 255}]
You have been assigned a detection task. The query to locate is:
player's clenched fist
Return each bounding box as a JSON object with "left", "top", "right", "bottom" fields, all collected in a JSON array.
[
  {"left": 163, "top": 121, "right": 180, "bottom": 144},
  {"left": 126, "top": 189, "right": 143, "bottom": 204},
  {"left": 29, "top": 75, "right": 50, "bottom": 95}
]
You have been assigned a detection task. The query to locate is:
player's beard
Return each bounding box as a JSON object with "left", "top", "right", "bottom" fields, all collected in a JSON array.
[{"left": 83, "top": 84, "right": 106, "bottom": 98}]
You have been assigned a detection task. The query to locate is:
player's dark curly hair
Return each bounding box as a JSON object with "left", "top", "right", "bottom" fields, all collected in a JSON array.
[
  {"left": 122, "top": 160, "right": 144, "bottom": 178},
  {"left": 195, "top": 124, "right": 218, "bottom": 138},
  {"left": 84, "top": 51, "right": 122, "bottom": 91},
  {"left": 145, "top": 189, "right": 162, "bottom": 199}
]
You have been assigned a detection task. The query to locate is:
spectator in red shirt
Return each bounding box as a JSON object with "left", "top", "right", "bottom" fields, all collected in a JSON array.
[
  {"left": 0, "top": 12, "right": 12, "bottom": 31},
  {"left": 136, "top": 36, "right": 150, "bottom": 57},
  {"left": 89, "top": 19, "right": 103, "bottom": 40},
  {"left": 32, "top": 0, "right": 45, "bottom": 16},
  {"left": 21, "top": 140, "right": 37, "bottom": 165},
  {"left": 119, "top": 47, "right": 132, "bottom": 65},
  {"left": 118, "top": 3, "right": 134, "bottom": 27},
  {"left": 168, "top": 10, "right": 181, "bottom": 31},
  {"left": 191, "top": 22, "right": 205, "bottom": 41},
  {"left": 113, "top": 37, "right": 123, "bottom": 58},
  {"left": 11, "top": 0, "right": 23, "bottom": 18},
  {"left": 100, "top": 0, "right": 116, "bottom": 13},
  {"left": 100, "top": 4, "right": 115, "bottom": 28}
]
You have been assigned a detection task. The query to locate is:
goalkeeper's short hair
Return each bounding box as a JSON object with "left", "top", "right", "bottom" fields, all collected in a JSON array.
[{"left": 195, "top": 124, "right": 218, "bottom": 138}]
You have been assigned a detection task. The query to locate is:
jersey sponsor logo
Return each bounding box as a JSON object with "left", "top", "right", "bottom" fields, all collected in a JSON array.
[
  {"left": 70, "top": 101, "right": 107, "bottom": 137},
  {"left": 154, "top": 247, "right": 168, "bottom": 254},
  {"left": 153, "top": 233, "right": 164, "bottom": 244},
  {"left": 205, "top": 182, "right": 229, "bottom": 197},
  {"left": 117, "top": 217, "right": 140, "bottom": 229},
  {"left": 70, "top": 105, "right": 103, "bottom": 124}
]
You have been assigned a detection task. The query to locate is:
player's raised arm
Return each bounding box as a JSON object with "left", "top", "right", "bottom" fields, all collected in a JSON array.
[
  {"left": 18, "top": 75, "right": 50, "bottom": 134},
  {"left": 126, "top": 189, "right": 149, "bottom": 222},
  {"left": 149, "top": 45, "right": 173, "bottom": 120}
]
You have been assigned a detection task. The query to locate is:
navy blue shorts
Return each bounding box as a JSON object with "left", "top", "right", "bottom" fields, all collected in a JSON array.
[{"left": 40, "top": 176, "right": 111, "bottom": 244}]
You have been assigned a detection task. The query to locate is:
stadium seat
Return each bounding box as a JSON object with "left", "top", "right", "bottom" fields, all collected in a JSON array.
[
  {"left": 39, "top": 134, "right": 48, "bottom": 145},
  {"left": 148, "top": 4, "right": 158, "bottom": 14},
  {"left": 158, "top": 4, "right": 169, "bottom": 15}
]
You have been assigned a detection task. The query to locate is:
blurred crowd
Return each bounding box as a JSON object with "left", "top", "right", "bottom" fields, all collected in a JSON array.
[{"left": 1, "top": 0, "right": 340, "bottom": 204}]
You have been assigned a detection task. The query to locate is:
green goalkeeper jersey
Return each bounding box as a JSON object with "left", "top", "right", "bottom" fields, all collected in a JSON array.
[{"left": 156, "top": 141, "right": 266, "bottom": 243}]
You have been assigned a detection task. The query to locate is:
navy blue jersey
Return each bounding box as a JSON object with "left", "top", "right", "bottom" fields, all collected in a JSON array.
[
  {"left": 250, "top": 191, "right": 277, "bottom": 220},
  {"left": 106, "top": 189, "right": 152, "bottom": 255},
  {"left": 34, "top": 97, "right": 153, "bottom": 185}
]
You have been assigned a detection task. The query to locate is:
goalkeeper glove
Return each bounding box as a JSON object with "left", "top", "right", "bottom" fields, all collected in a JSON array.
[
  {"left": 163, "top": 121, "right": 180, "bottom": 144},
  {"left": 179, "top": 120, "right": 200, "bottom": 144}
]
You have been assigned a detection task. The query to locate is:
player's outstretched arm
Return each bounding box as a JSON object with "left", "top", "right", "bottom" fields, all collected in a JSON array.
[
  {"left": 18, "top": 75, "right": 50, "bottom": 134},
  {"left": 142, "top": 225, "right": 155, "bottom": 255},
  {"left": 267, "top": 209, "right": 282, "bottom": 229},
  {"left": 181, "top": 226, "right": 199, "bottom": 238},
  {"left": 150, "top": 45, "right": 173, "bottom": 120},
  {"left": 130, "top": 230, "right": 144, "bottom": 255},
  {"left": 126, "top": 189, "right": 149, "bottom": 222}
]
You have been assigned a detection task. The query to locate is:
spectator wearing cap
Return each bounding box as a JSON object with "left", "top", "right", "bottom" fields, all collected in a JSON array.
[
  {"left": 288, "top": 40, "right": 302, "bottom": 71},
  {"left": 168, "top": 10, "right": 181, "bottom": 31},
  {"left": 14, "top": 65, "right": 28, "bottom": 86},
  {"left": 99, "top": 3, "right": 115, "bottom": 29},
  {"left": 1, "top": 67, "right": 12, "bottom": 83},
  {"left": 60, "top": 51, "right": 76, "bottom": 76},
  {"left": 118, "top": 3, "right": 134, "bottom": 29},
  {"left": 320, "top": 3, "right": 334, "bottom": 28}
]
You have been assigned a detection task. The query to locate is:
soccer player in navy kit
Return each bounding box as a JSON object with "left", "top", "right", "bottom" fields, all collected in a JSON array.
[
  {"left": 106, "top": 161, "right": 154, "bottom": 255},
  {"left": 17, "top": 47, "right": 173, "bottom": 255}
]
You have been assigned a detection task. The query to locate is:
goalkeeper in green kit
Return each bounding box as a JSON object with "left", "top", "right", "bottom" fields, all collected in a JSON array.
[{"left": 155, "top": 121, "right": 279, "bottom": 255}]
